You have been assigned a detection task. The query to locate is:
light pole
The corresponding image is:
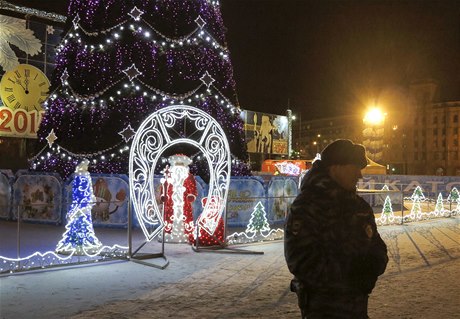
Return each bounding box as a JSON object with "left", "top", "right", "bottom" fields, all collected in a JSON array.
[
  {"left": 363, "top": 107, "right": 386, "bottom": 162},
  {"left": 287, "top": 109, "right": 293, "bottom": 159}
]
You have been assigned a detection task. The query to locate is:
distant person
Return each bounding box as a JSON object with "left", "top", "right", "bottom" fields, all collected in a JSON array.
[{"left": 285, "top": 139, "right": 388, "bottom": 318}]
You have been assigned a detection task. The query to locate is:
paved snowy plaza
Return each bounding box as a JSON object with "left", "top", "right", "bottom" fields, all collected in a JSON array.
[{"left": 1, "top": 217, "right": 459, "bottom": 319}]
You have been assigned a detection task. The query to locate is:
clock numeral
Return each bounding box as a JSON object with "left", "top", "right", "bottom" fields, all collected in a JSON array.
[
  {"left": 14, "top": 70, "right": 21, "bottom": 78},
  {"left": 14, "top": 102, "right": 21, "bottom": 109},
  {"left": 24, "top": 69, "right": 30, "bottom": 77},
  {"left": 34, "top": 73, "right": 38, "bottom": 80},
  {"left": 38, "top": 98, "right": 44, "bottom": 104},
  {"left": 4, "top": 87, "right": 13, "bottom": 92},
  {"left": 39, "top": 82, "right": 46, "bottom": 87},
  {"left": 40, "top": 91, "right": 48, "bottom": 96},
  {"left": 7, "top": 94, "right": 16, "bottom": 103},
  {"left": 8, "top": 77, "right": 15, "bottom": 84}
]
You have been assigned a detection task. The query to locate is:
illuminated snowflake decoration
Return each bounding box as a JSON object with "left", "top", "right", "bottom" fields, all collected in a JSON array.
[
  {"left": 123, "top": 63, "right": 142, "bottom": 81},
  {"left": 46, "top": 25, "right": 55, "bottom": 34},
  {"left": 72, "top": 14, "right": 80, "bottom": 29},
  {"left": 129, "top": 6, "right": 144, "bottom": 21},
  {"left": 118, "top": 124, "right": 136, "bottom": 142},
  {"left": 195, "top": 15, "right": 206, "bottom": 29},
  {"left": 200, "top": 71, "right": 215, "bottom": 88},
  {"left": 46, "top": 129, "right": 57, "bottom": 147},
  {"left": 129, "top": 105, "right": 231, "bottom": 241}
]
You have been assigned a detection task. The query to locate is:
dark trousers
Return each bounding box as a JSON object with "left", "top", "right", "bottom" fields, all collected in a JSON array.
[{"left": 297, "top": 289, "right": 369, "bottom": 319}]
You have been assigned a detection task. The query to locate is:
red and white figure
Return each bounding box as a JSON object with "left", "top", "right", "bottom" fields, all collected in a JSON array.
[
  {"left": 161, "top": 154, "right": 197, "bottom": 243},
  {"left": 192, "top": 196, "right": 225, "bottom": 246}
]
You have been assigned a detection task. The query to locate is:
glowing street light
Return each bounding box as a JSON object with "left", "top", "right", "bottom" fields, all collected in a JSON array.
[
  {"left": 362, "top": 106, "right": 386, "bottom": 163},
  {"left": 363, "top": 107, "right": 385, "bottom": 126}
]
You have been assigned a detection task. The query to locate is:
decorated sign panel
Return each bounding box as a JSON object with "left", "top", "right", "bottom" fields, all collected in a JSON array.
[
  {"left": 0, "top": 172, "right": 12, "bottom": 219},
  {"left": 226, "top": 176, "right": 266, "bottom": 227},
  {"left": 12, "top": 173, "right": 62, "bottom": 223},
  {"left": 267, "top": 176, "right": 298, "bottom": 223},
  {"left": 240, "top": 110, "right": 288, "bottom": 155},
  {"left": 64, "top": 175, "right": 129, "bottom": 227}
]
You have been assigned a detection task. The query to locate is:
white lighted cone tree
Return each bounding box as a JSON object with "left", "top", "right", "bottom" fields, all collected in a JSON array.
[
  {"left": 246, "top": 201, "right": 270, "bottom": 235},
  {"left": 410, "top": 186, "right": 425, "bottom": 220},
  {"left": 434, "top": 193, "right": 445, "bottom": 216},
  {"left": 381, "top": 195, "right": 395, "bottom": 224},
  {"left": 56, "top": 159, "right": 102, "bottom": 255}
]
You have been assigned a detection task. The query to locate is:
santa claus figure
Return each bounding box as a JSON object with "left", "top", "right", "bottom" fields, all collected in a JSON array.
[{"left": 161, "top": 154, "right": 197, "bottom": 243}]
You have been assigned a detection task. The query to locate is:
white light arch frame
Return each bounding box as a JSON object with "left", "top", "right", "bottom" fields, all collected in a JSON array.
[{"left": 129, "top": 105, "right": 231, "bottom": 241}]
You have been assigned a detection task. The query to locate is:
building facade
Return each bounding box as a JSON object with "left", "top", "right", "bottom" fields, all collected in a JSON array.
[{"left": 292, "top": 80, "right": 460, "bottom": 176}]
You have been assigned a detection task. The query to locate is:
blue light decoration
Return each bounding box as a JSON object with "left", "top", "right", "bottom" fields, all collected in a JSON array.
[{"left": 56, "top": 159, "right": 102, "bottom": 255}]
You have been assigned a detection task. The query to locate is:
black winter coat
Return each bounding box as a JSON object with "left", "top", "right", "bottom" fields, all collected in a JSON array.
[{"left": 285, "top": 164, "right": 388, "bottom": 296}]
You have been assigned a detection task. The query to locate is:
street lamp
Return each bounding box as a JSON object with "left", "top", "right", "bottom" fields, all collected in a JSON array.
[
  {"left": 313, "top": 141, "right": 319, "bottom": 154},
  {"left": 363, "top": 107, "right": 386, "bottom": 162}
]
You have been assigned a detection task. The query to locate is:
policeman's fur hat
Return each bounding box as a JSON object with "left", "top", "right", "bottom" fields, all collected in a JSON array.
[{"left": 320, "top": 139, "right": 368, "bottom": 169}]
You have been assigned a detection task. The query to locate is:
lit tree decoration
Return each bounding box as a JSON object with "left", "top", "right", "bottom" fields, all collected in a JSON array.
[
  {"left": 56, "top": 159, "right": 102, "bottom": 255},
  {"left": 380, "top": 195, "right": 395, "bottom": 224},
  {"left": 246, "top": 201, "right": 270, "bottom": 235},
  {"left": 447, "top": 187, "right": 459, "bottom": 215},
  {"left": 410, "top": 186, "right": 425, "bottom": 220},
  {"left": 434, "top": 193, "right": 446, "bottom": 217},
  {"left": 31, "top": 0, "right": 251, "bottom": 180}
]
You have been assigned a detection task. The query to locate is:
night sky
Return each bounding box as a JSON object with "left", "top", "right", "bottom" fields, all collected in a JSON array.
[{"left": 7, "top": 0, "right": 460, "bottom": 120}]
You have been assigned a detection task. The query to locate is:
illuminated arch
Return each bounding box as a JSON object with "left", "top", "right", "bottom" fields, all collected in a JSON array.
[{"left": 129, "top": 105, "right": 231, "bottom": 241}]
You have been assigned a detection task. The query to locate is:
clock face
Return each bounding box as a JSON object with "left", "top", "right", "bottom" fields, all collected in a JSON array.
[{"left": 0, "top": 64, "right": 50, "bottom": 111}]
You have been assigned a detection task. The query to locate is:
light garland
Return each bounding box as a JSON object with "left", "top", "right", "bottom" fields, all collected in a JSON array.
[{"left": 0, "top": 245, "right": 128, "bottom": 274}]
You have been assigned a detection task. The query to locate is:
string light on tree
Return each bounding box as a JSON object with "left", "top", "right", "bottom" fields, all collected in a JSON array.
[
  {"left": 31, "top": 1, "right": 250, "bottom": 180},
  {"left": 434, "top": 193, "right": 446, "bottom": 217},
  {"left": 409, "top": 186, "right": 425, "bottom": 221},
  {"left": 246, "top": 201, "right": 270, "bottom": 235}
]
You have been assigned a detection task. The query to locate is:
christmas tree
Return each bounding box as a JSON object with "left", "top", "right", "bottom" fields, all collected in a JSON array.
[
  {"left": 434, "top": 193, "right": 445, "bottom": 216},
  {"left": 56, "top": 159, "right": 102, "bottom": 255},
  {"left": 381, "top": 195, "right": 394, "bottom": 224},
  {"left": 409, "top": 186, "right": 425, "bottom": 220},
  {"left": 32, "top": 1, "right": 250, "bottom": 180},
  {"left": 246, "top": 201, "right": 270, "bottom": 234}
]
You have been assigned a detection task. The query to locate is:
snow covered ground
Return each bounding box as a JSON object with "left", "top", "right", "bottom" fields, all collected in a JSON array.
[{"left": 1, "top": 217, "right": 459, "bottom": 319}]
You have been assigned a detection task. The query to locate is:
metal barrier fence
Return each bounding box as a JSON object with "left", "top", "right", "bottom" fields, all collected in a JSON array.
[{"left": 1, "top": 186, "right": 458, "bottom": 275}]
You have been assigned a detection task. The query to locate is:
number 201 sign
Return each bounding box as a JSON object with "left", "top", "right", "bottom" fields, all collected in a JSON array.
[{"left": 0, "top": 106, "right": 44, "bottom": 138}]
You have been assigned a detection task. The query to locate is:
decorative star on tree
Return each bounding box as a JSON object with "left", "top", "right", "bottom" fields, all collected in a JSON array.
[
  {"left": 60, "top": 68, "right": 69, "bottom": 86},
  {"left": 123, "top": 64, "right": 142, "bottom": 81},
  {"left": 118, "top": 124, "right": 136, "bottom": 142},
  {"left": 72, "top": 14, "right": 80, "bottom": 29},
  {"left": 200, "top": 71, "right": 215, "bottom": 88},
  {"left": 129, "top": 6, "right": 144, "bottom": 21},
  {"left": 195, "top": 15, "right": 206, "bottom": 29},
  {"left": 46, "top": 129, "right": 57, "bottom": 147}
]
